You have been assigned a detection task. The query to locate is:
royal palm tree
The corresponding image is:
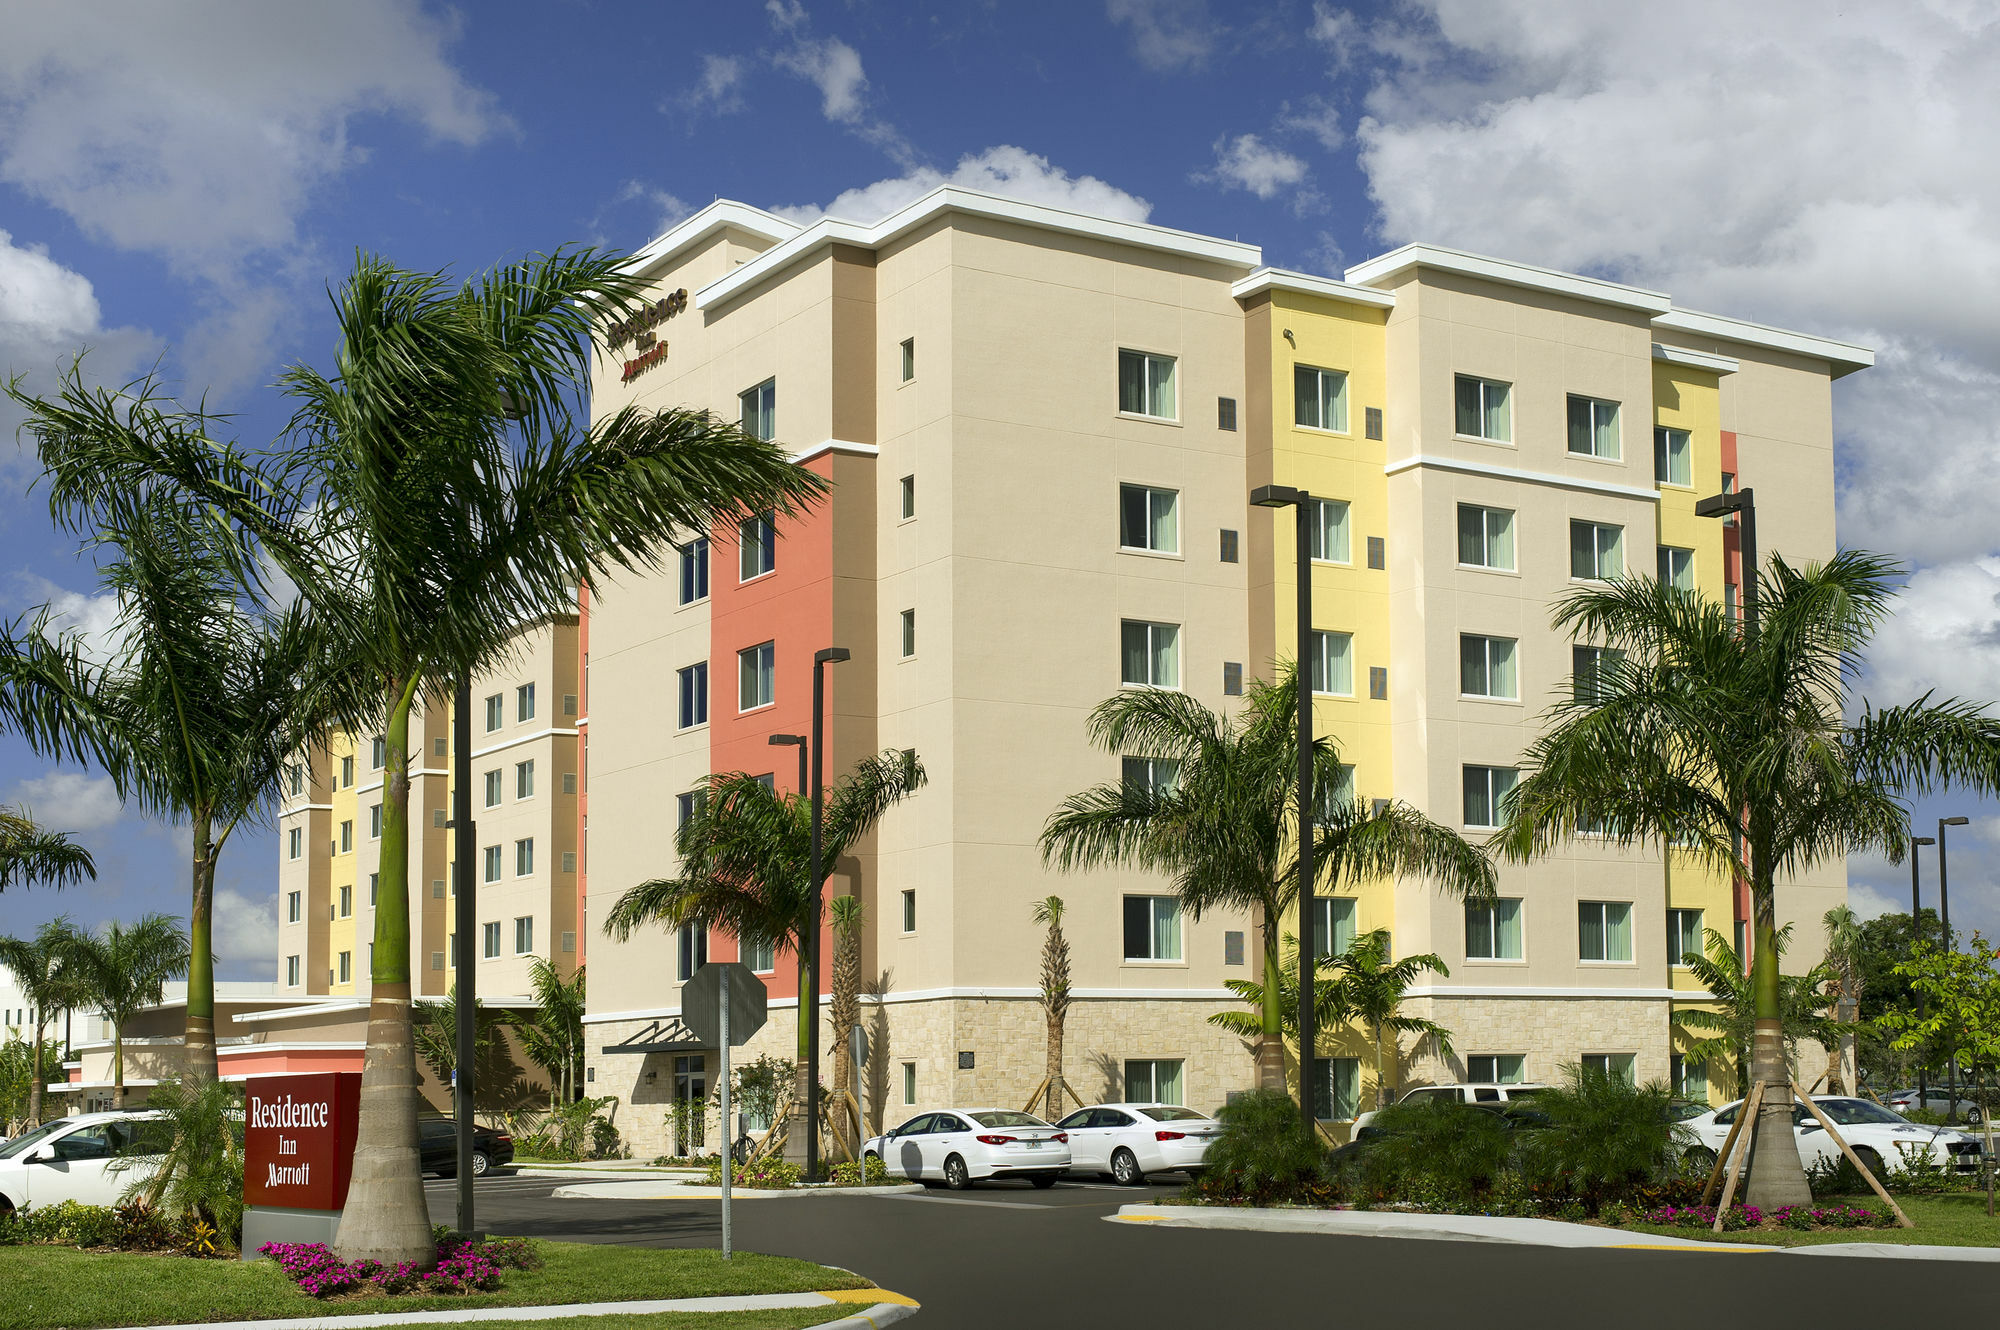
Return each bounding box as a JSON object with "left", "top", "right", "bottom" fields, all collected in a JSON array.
[
  {"left": 1496, "top": 551, "right": 2000, "bottom": 1206},
  {"left": 0, "top": 919, "right": 90, "bottom": 1127},
  {"left": 1210, "top": 931, "right": 1345, "bottom": 1046},
  {"left": 606, "top": 749, "right": 925, "bottom": 1159},
  {"left": 826, "top": 896, "right": 863, "bottom": 1158},
  {"left": 0, "top": 806, "right": 95, "bottom": 893},
  {"left": 515, "top": 959, "right": 586, "bottom": 1111},
  {"left": 1324, "top": 930, "right": 1453, "bottom": 1111},
  {"left": 1040, "top": 672, "right": 1492, "bottom": 1093},
  {"left": 1673, "top": 926, "right": 1838, "bottom": 1101},
  {"left": 14, "top": 252, "right": 827, "bottom": 1264},
  {"left": 64, "top": 914, "right": 189, "bottom": 1109},
  {"left": 1032, "top": 896, "right": 1071, "bottom": 1120}
]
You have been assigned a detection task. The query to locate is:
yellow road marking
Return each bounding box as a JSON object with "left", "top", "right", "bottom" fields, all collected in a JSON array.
[
  {"left": 820, "top": 1288, "right": 921, "bottom": 1305},
  {"left": 1606, "top": 1243, "right": 1771, "bottom": 1253}
]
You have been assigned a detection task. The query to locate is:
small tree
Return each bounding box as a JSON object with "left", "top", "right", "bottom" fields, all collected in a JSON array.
[
  {"left": 0, "top": 919, "right": 90, "bottom": 1127},
  {"left": 1876, "top": 934, "right": 2000, "bottom": 1185},
  {"left": 515, "top": 960, "right": 586, "bottom": 1111},
  {"left": 1822, "top": 906, "right": 1867, "bottom": 1094},
  {"left": 1324, "top": 930, "right": 1452, "bottom": 1110},
  {"left": 1032, "top": 896, "right": 1071, "bottom": 1120},
  {"left": 826, "top": 896, "right": 864, "bottom": 1159},
  {"left": 64, "top": 915, "right": 189, "bottom": 1109},
  {"left": 413, "top": 987, "right": 506, "bottom": 1090},
  {"left": 1673, "top": 927, "right": 1838, "bottom": 1098}
]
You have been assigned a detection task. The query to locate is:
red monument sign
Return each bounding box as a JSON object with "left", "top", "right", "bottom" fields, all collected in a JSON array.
[{"left": 243, "top": 1072, "right": 361, "bottom": 1212}]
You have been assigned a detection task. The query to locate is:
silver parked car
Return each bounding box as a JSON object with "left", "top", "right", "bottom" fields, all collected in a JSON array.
[{"left": 1881, "top": 1088, "right": 1984, "bottom": 1124}]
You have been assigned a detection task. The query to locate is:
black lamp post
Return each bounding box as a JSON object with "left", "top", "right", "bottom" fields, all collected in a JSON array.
[
  {"left": 805, "top": 647, "right": 849, "bottom": 1179},
  {"left": 1251, "top": 483, "right": 1317, "bottom": 1141},
  {"left": 768, "top": 734, "right": 807, "bottom": 799},
  {"left": 1694, "top": 487, "right": 1758, "bottom": 643},
  {"left": 1910, "top": 834, "right": 1935, "bottom": 1107},
  {"left": 452, "top": 669, "right": 477, "bottom": 1237},
  {"left": 1941, "top": 815, "right": 1969, "bottom": 1120}
]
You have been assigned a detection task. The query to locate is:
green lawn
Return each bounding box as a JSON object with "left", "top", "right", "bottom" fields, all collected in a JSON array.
[
  {"left": 1614, "top": 1193, "right": 2000, "bottom": 1248},
  {"left": 0, "top": 1240, "right": 872, "bottom": 1330}
]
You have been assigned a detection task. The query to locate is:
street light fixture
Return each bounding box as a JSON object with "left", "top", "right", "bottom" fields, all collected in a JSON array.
[
  {"left": 1694, "top": 487, "right": 1757, "bottom": 641},
  {"left": 768, "top": 734, "right": 807, "bottom": 798},
  {"left": 1940, "top": 815, "right": 1970, "bottom": 1119},
  {"left": 1910, "top": 834, "right": 1935, "bottom": 1107},
  {"left": 1250, "top": 483, "right": 1318, "bottom": 1142},
  {"left": 805, "top": 647, "right": 850, "bottom": 1178}
]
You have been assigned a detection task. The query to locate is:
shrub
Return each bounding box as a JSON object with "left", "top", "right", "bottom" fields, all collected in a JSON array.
[
  {"left": 112, "top": 1201, "right": 175, "bottom": 1251},
  {"left": 1515, "top": 1065, "right": 1691, "bottom": 1210},
  {"left": 29, "top": 1201, "right": 120, "bottom": 1248},
  {"left": 704, "top": 1157, "right": 801, "bottom": 1189},
  {"left": 1356, "top": 1100, "right": 1513, "bottom": 1208},
  {"left": 828, "top": 1154, "right": 890, "bottom": 1187},
  {"left": 116, "top": 1075, "right": 246, "bottom": 1245},
  {"left": 1186, "top": 1090, "right": 1331, "bottom": 1206},
  {"left": 260, "top": 1235, "right": 529, "bottom": 1298}
]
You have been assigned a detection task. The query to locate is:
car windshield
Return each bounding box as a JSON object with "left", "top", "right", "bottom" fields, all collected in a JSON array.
[
  {"left": 0, "top": 1119, "right": 75, "bottom": 1160},
  {"left": 1818, "top": 1099, "right": 1906, "bottom": 1126},
  {"left": 1139, "top": 1107, "right": 1207, "bottom": 1122},
  {"left": 970, "top": 1111, "right": 1047, "bottom": 1129}
]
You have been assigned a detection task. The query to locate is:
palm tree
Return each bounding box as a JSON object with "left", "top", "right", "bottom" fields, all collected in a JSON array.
[
  {"left": 1496, "top": 551, "right": 2000, "bottom": 1206},
  {"left": 514, "top": 959, "right": 586, "bottom": 1111},
  {"left": 1040, "top": 671, "right": 1493, "bottom": 1093},
  {"left": 1674, "top": 926, "right": 1838, "bottom": 1100},
  {"left": 412, "top": 986, "right": 507, "bottom": 1092},
  {"left": 1324, "top": 930, "right": 1453, "bottom": 1110},
  {"left": 0, "top": 919, "right": 90, "bottom": 1127},
  {"left": 0, "top": 806, "right": 96, "bottom": 893},
  {"left": 1031, "top": 896, "right": 1071, "bottom": 1120},
  {"left": 64, "top": 914, "right": 189, "bottom": 1109},
  {"left": 1821, "top": 905, "right": 1866, "bottom": 1094},
  {"left": 17, "top": 251, "right": 827, "bottom": 1265},
  {"left": 1210, "top": 932, "right": 1345, "bottom": 1047},
  {"left": 606, "top": 749, "right": 925, "bottom": 1159},
  {"left": 826, "top": 896, "right": 863, "bottom": 1158}
]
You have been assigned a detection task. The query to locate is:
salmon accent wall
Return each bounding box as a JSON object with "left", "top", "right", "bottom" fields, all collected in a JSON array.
[{"left": 221, "top": 1049, "right": 364, "bottom": 1077}]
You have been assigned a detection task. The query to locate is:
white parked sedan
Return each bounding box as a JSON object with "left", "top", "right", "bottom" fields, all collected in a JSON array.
[
  {"left": 0, "top": 1111, "right": 167, "bottom": 1212},
  {"left": 1682, "top": 1096, "right": 1985, "bottom": 1177},
  {"left": 1055, "top": 1103, "right": 1220, "bottom": 1184},
  {"left": 862, "top": 1108, "right": 1072, "bottom": 1190}
]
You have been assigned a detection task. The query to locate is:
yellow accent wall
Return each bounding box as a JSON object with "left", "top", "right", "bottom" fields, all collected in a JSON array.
[{"left": 328, "top": 732, "right": 358, "bottom": 996}]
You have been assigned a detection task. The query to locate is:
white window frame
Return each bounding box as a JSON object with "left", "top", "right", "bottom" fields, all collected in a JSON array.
[
  {"left": 1122, "top": 755, "right": 1181, "bottom": 798},
  {"left": 514, "top": 915, "right": 534, "bottom": 955},
  {"left": 1119, "top": 620, "right": 1181, "bottom": 689},
  {"left": 1118, "top": 483, "right": 1180, "bottom": 556},
  {"left": 900, "top": 609, "right": 916, "bottom": 659},
  {"left": 287, "top": 890, "right": 301, "bottom": 923},
  {"left": 1583, "top": 1052, "right": 1637, "bottom": 1084},
  {"left": 288, "top": 827, "right": 302, "bottom": 860},
  {"left": 516, "top": 759, "right": 535, "bottom": 800},
  {"left": 739, "top": 511, "right": 776, "bottom": 582},
  {"left": 1309, "top": 499, "right": 1351, "bottom": 564},
  {"left": 900, "top": 338, "right": 915, "bottom": 383},
  {"left": 1570, "top": 520, "right": 1624, "bottom": 581},
  {"left": 1566, "top": 394, "right": 1621, "bottom": 460},
  {"left": 679, "top": 538, "right": 710, "bottom": 606},
  {"left": 1462, "top": 765, "right": 1519, "bottom": 829},
  {"left": 902, "top": 1061, "right": 917, "bottom": 1105},
  {"left": 285, "top": 954, "right": 301, "bottom": 987},
  {"left": 484, "top": 769, "right": 502, "bottom": 808},
  {"left": 1456, "top": 504, "right": 1515, "bottom": 572},
  {"left": 1668, "top": 907, "right": 1704, "bottom": 968},
  {"left": 484, "top": 693, "right": 503, "bottom": 732},
  {"left": 899, "top": 474, "right": 916, "bottom": 520},
  {"left": 1310, "top": 630, "right": 1354, "bottom": 697},
  {"left": 1310, "top": 896, "right": 1357, "bottom": 960},
  {"left": 483, "top": 920, "right": 501, "bottom": 960},
  {"left": 1123, "top": 894, "right": 1183, "bottom": 963},
  {"left": 1464, "top": 898, "right": 1525, "bottom": 961},
  {"left": 483, "top": 844, "right": 503, "bottom": 884},
  {"left": 740, "top": 377, "right": 775, "bottom": 441},
  {"left": 1467, "top": 1053, "right": 1527, "bottom": 1085},
  {"left": 516, "top": 837, "right": 535, "bottom": 877},
  {"left": 339, "top": 884, "right": 352, "bottom": 918},
  {"left": 1117, "top": 348, "right": 1178, "bottom": 422},
  {"left": 739, "top": 641, "right": 776, "bottom": 712},
  {"left": 1658, "top": 545, "right": 1695, "bottom": 591},
  {"left": 1655, "top": 427, "right": 1693, "bottom": 488},
  {"left": 1294, "top": 365, "right": 1350, "bottom": 434},
  {"left": 745, "top": 934, "right": 776, "bottom": 973},
  {"left": 517, "top": 682, "right": 536, "bottom": 723},
  {"left": 900, "top": 889, "right": 917, "bottom": 935},
  {"left": 1124, "top": 1058, "right": 1185, "bottom": 1106},
  {"left": 1572, "top": 644, "right": 1623, "bottom": 704},
  {"left": 1579, "top": 900, "right": 1635, "bottom": 964},
  {"left": 1454, "top": 374, "right": 1511, "bottom": 443},
  {"left": 678, "top": 661, "right": 709, "bottom": 730},
  {"left": 1459, "top": 634, "right": 1519, "bottom": 701}
]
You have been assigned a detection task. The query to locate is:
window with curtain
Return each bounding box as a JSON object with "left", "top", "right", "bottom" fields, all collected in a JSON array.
[
  {"left": 484, "top": 693, "right": 503, "bottom": 731},
  {"left": 483, "top": 844, "right": 503, "bottom": 883},
  {"left": 1118, "top": 484, "right": 1179, "bottom": 553},
  {"left": 1312, "top": 897, "right": 1357, "bottom": 960},
  {"left": 517, "top": 682, "right": 536, "bottom": 722},
  {"left": 371, "top": 736, "right": 386, "bottom": 769},
  {"left": 900, "top": 474, "right": 916, "bottom": 519},
  {"left": 484, "top": 769, "right": 501, "bottom": 806},
  {"left": 1123, "top": 895, "right": 1183, "bottom": 961},
  {"left": 1120, "top": 620, "right": 1180, "bottom": 688},
  {"left": 1456, "top": 504, "right": 1514, "bottom": 570},
  {"left": 1572, "top": 644, "right": 1623, "bottom": 704},
  {"left": 338, "top": 951, "right": 351, "bottom": 984},
  {"left": 1579, "top": 901, "right": 1634, "bottom": 962},
  {"left": 1312, "top": 1057, "right": 1361, "bottom": 1121},
  {"left": 1294, "top": 365, "right": 1349, "bottom": 432},
  {"left": 1468, "top": 1054, "right": 1526, "bottom": 1084},
  {"left": 287, "top": 891, "right": 301, "bottom": 923},
  {"left": 369, "top": 804, "right": 383, "bottom": 838},
  {"left": 1668, "top": 908, "right": 1704, "bottom": 966},
  {"left": 678, "top": 662, "right": 708, "bottom": 728},
  {"left": 1583, "top": 1053, "right": 1637, "bottom": 1084},
  {"left": 1459, "top": 634, "right": 1518, "bottom": 699},
  {"left": 1461, "top": 765, "right": 1520, "bottom": 828},
  {"left": 338, "top": 884, "right": 352, "bottom": 918},
  {"left": 288, "top": 828, "right": 302, "bottom": 859},
  {"left": 286, "top": 955, "right": 300, "bottom": 986},
  {"left": 1117, "top": 349, "right": 1176, "bottom": 419},
  {"left": 341, "top": 755, "right": 354, "bottom": 787},
  {"left": 739, "top": 511, "right": 777, "bottom": 580},
  {"left": 1454, "top": 374, "right": 1511, "bottom": 442},
  {"left": 516, "top": 759, "right": 535, "bottom": 799},
  {"left": 482, "top": 920, "right": 501, "bottom": 958},
  {"left": 1566, "top": 395, "right": 1620, "bottom": 458},
  {"left": 1124, "top": 1058, "right": 1185, "bottom": 1105},
  {"left": 1672, "top": 1054, "right": 1708, "bottom": 1101},
  {"left": 1570, "top": 520, "right": 1623, "bottom": 580},
  {"left": 1465, "top": 898, "right": 1524, "bottom": 960},
  {"left": 1310, "top": 630, "right": 1354, "bottom": 695},
  {"left": 1655, "top": 427, "right": 1692, "bottom": 486},
  {"left": 1315, "top": 764, "right": 1356, "bottom": 824},
  {"left": 739, "top": 378, "right": 775, "bottom": 440},
  {"left": 739, "top": 641, "right": 776, "bottom": 710},
  {"left": 901, "top": 609, "right": 916, "bottom": 658},
  {"left": 1309, "top": 499, "right": 1351, "bottom": 563},
  {"left": 746, "top": 935, "right": 775, "bottom": 972},
  {"left": 1658, "top": 545, "right": 1695, "bottom": 590},
  {"left": 514, "top": 916, "right": 534, "bottom": 954},
  {"left": 339, "top": 820, "right": 352, "bottom": 853},
  {"left": 1122, "top": 756, "right": 1182, "bottom": 797},
  {"left": 515, "top": 838, "right": 534, "bottom": 876},
  {"left": 677, "top": 923, "right": 708, "bottom": 981},
  {"left": 679, "top": 538, "right": 710, "bottom": 604}
]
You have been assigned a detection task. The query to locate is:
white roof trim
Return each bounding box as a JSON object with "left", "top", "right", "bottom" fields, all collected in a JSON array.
[
  {"left": 1385, "top": 453, "right": 1664, "bottom": 503},
  {"left": 1344, "top": 243, "right": 1672, "bottom": 315},
  {"left": 1652, "top": 343, "right": 1739, "bottom": 375},
  {"left": 1405, "top": 986, "right": 1711, "bottom": 1000},
  {"left": 220, "top": 1041, "right": 368, "bottom": 1056},
  {"left": 234, "top": 998, "right": 368, "bottom": 1025},
  {"left": 584, "top": 985, "right": 1237, "bottom": 1026},
  {"left": 628, "top": 200, "right": 801, "bottom": 281},
  {"left": 1231, "top": 267, "right": 1396, "bottom": 310},
  {"left": 696, "top": 186, "right": 1262, "bottom": 312},
  {"left": 792, "top": 439, "right": 880, "bottom": 464},
  {"left": 1651, "top": 308, "right": 1874, "bottom": 376}
]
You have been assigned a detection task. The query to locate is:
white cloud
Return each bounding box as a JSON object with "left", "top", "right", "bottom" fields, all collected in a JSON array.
[
  {"left": 212, "top": 886, "right": 278, "bottom": 967},
  {"left": 9, "top": 574, "right": 127, "bottom": 663},
  {"left": 763, "top": 0, "right": 910, "bottom": 164},
  {"left": 1852, "top": 558, "right": 2000, "bottom": 709},
  {"left": 1196, "top": 134, "right": 1311, "bottom": 201},
  {"left": 9, "top": 770, "right": 123, "bottom": 833},
  {"left": 683, "top": 54, "right": 745, "bottom": 116},
  {"left": 1276, "top": 95, "right": 1346, "bottom": 152},
  {"left": 774, "top": 146, "right": 1153, "bottom": 228},
  {"left": 1106, "top": 0, "right": 1221, "bottom": 72},
  {"left": 1308, "top": 1, "right": 1360, "bottom": 65}
]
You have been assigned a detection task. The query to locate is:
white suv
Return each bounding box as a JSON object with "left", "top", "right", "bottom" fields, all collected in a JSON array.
[
  {"left": 0, "top": 1111, "right": 167, "bottom": 1213},
  {"left": 1351, "top": 1084, "right": 1549, "bottom": 1132}
]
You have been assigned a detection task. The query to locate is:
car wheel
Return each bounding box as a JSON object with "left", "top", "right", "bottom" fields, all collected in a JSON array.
[
  {"left": 0, "top": 1195, "right": 13, "bottom": 1215},
  {"left": 1111, "top": 1148, "right": 1145, "bottom": 1186},
  {"left": 1030, "top": 1174, "right": 1058, "bottom": 1189},
  {"left": 1967, "top": 1107, "right": 1984, "bottom": 1125},
  {"left": 1684, "top": 1146, "right": 1717, "bottom": 1172},
  {"left": 471, "top": 1151, "right": 491, "bottom": 1177},
  {"left": 1852, "top": 1146, "right": 1885, "bottom": 1177},
  {"left": 942, "top": 1154, "right": 971, "bottom": 1190}
]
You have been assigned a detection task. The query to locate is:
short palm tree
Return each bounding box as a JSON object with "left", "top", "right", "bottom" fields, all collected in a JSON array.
[
  {"left": 1673, "top": 926, "right": 1838, "bottom": 1100},
  {"left": 0, "top": 919, "right": 90, "bottom": 1127},
  {"left": 826, "top": 896, "right": 864, "bottom": 1157},
  {"left": 515, "top": 959, "right": 586, "bottom": 1111},
  {"left": 1040, "top": 670, "right": 1492, "bottom": 1093},
  {"left": 63, "top": 914, "right": 189, "bottom": 1109},
  {"left": 1324, "top": 930, "right": 1453, "bottom": 1110},
  {"left": 1210, "top": 932, "right": 1347, "bottom": 1047},
  {"left": 1032, "top": 896, "right": 1072, "bottom": 1120},
  {"left": 1496, "top": 551, "right": 2000, "bottom": 1206},
  {"left": 606, "top": 749, "right": 925, "bottom": 1156},
  {"left": 413, "top": 986, "right": 507, "bottom": 1092},
  {"left": 22, "top": 251, "right": 828, "bottom": 1265},
  {"left": 1821, "top": 905, "right": 1866, "bottom": 1094}
]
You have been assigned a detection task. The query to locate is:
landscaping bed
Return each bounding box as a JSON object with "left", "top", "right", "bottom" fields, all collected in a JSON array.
[{"left": 1611, "top": 1193, "right": 2000, "bottom": 1247}]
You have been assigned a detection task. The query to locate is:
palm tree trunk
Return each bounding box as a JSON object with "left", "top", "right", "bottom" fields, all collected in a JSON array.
[
  {"left": 113, "top": 1020, "right": 125, "bottom": 1110},
  {"left": 27, "top": 1019, "right": 44, "bottom": 1127},
  {"left": 1742, "top": 846, "right": 1812, "bottom": 1209},
  {"left": 1375, "top": 1020, "right": 1391, "bottom": 1110},
  {"left": 1255, "top": 906, "right": 1286, "bottom": 1093},
  {"left": 1045, "top": 1011, "right": 1065, "bottom": 1120},
  {"left": 183, "top": 809, "right": 219, "bottom": 1084},
  {"left": 785, "top": 948, "right": 814, "bottom": 1164},
  {"left": 333, "top": 680, "right": 435, "bottom": 1267}
]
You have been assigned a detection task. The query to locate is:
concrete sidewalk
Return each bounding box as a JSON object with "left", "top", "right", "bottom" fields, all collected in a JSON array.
[
  {"left": 93, "top": 1289, "right": 919, "bottom": 1330},
  {"left": 551, "top": 1180, "right": 924, "bottom": 1201},
  {"left": 1109, "top": 1204, "right": 2000, "bottom": 1262}
]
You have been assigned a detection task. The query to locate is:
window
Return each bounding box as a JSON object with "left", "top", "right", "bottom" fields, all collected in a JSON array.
[
  {"left": 1124, "top": 1058, "right": 1184, "bottom": 1105},
  {"left": 289, "top": 765, "right": 304, "bottom": 796},
  {"left": 1123, "top": 895, "right": 1183, "bottom": 962},
  {"left": 1462, "top": 765, "right": 1520, "bottom": 829},
  {"left": 337, "top": 951, "right": 351, "bottom": 984},
  {"left": 1468, "top": 1054, "right": 1526, "bottom": 1085},
  {"left": 514, "top": 916, "right": 534, "bottom": 955},
  {"left": 369, "top": 873, "right": 379, "bottom": 907},
  {"left": 1583, "top": 1053, "right": 1637, "bottom": 1084},
  {"left": 1465, "top": 899, "right": 1524, "bottom": 960},
  {"left": 676, "top": 789, "right": 705, "bottom": 829},
  {"left": 1566, "top": 395, "right": 1620, "bottom": 459},
  {"left": 483, "top": 921, "right": 501, "bottom": 959},
  {"left": 1572, "top": 645, "right": 1623, "bottom": 704},
  {"left": 901, "top": 889, "right": 917, "bottom": 934},
  {"left": 286, "top": 955, "right": 300, "bottom": 987},
  {"left": 1311, "top": 897, "right": 1357, "bottom": 960},
  {"left": 517, "top": 682, "right": 536, "bottom": 723},
  {"left": 1370, "top": 666, "right": 1388, "bottom": 700},
  {"left": 1120, "top": 620, "right": 1180, "bottom": 688},
  {"left": 339, "top": 884, "right": 352, "bottom": 918},
  {"left": 738, "top": 641, "right": 775, "bottom": 710},
  {"left": 1454, "top": 374, "right": 1511, "bottom": 442},
  {"left": 483, "top": 844, "right": 503, "bottom": 883},
  {"left": 679, "top": 539, "right": 710, "bottom": 605},
  {"left": 485, "top": 693, "right": 503, "bottom": 732},
  {"left": 899, "top": 474, "right": 915, "bottom": 519},
  {"left": 1459, "top": 634, "right": 1518, "bottom": 700},
  {"left": 483, "top": 769, "right": 502, "bottom": 808},
  {"left": 900, "top": 609, "right": 916, "bottom": 658},
  {"left": 371, "top": 735, "right": 386, "bottom": 769},
  {"left": 288, "top": 827, "right": 302, "bottom": 860},
  {"left": 1672, "top": 1054, "right": 1708, "bottom": 1101},
  {"left": 339, "top": 820, "right": 353, "bottom": 853},
  {"left": 1570, "top": 520, "right": 1624, "bottom": 580},
  {"left": 740, "top": 377, "right": 775, "bottom": 440},
  {"left": 739, "top": 511, "right": 776, "bottom": 580},
  {"left": 1117, "top": 349, "right": 1176, "bottom": 419},
  {"left": 677, "top": 923, "right": 708, "bottom": 981},
  {"left": 1118, "top": 484, "right": 1179, "bottom": 554},
  {"left": 1655, "top": 427, "right": 1692, "bottom": 487},
  {"left": 1307, "top": 1058, "right": 1360, "bottom": 1120},
  {"left": 341, "top": 755, "right": 354, "bottom": 787},
  {"left": 516, "top": 760, "right": 535, "bottom": 799},
  {"left": 287, "top": 890, "right": 301, "bottom": 923},
  {"left": 743, "top": 934, "right": 775, "bottom": 973},
  {"left": 900, "top": 338, "right": 915, "bottom": 382},
  {"left": 1309, "top": 499, "right": 1351, "bottom": 563},
  {"left": 1579, "top": 901, "right": 1635, "bottom": 962},
  {"left": 1668, "top": 908, "right": 1704, "bottom": 967},
  {"left": 516, "top": 838, "right": 534, "bottom": 876},
  {"left": 368, "top": 804, "right": 382, "bottom": 838},
  {"left": 1218, "top": 396, "right": 1237, "bottom": 431},
  {"left": 1223, "top": 662, "right": 1243, "bottom": 696},
  {"left": 1456, "top": 504, "right": 1515, "bottom": 570},
  {"left": 1316, "top": 764, "right": 1356, "bottom": 824},
  {"left": 1294, "top": 365, "right": 1349, "bottom": 433},
  {"left": 1310, "top": 630, "right": 1354, "bottom": 696},
  {"left": 1658, "top": 545, "right": 1694, "bottom": 591},
  {"left": 903, "top": 1062, "right": 918, "bottom": 1105},
  {"left": 1122, "top": 756, "right": 1181, "bottom": 798},
  {"left": 678, "top": 662, "right": 709, "bottom": 728},
  {"left": 1219, "top": 529, "right": 1238, "bottom": 563}
]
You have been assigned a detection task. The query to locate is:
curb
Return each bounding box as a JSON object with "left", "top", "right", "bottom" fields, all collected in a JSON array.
[
  {"left": 551, "top": 1181, "right": 926, "bottom": 1201},
  {"left": 90, "top": 1289, "right": 919, "bottom": 1330},
  {"left": 819, "top": 1303, "right": 921, "bottom": 1328}
]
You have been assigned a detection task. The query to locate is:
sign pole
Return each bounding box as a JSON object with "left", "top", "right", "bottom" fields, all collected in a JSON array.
[
  {"left": 719, "top": 986, "right": 731, "bottom": 1259},
  {"left": 453, "top": 668, "right": 477, "bottom": 1237}
]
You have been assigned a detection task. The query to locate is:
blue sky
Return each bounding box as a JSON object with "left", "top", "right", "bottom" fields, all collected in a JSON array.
[{"left": 2, "top": 0, "right": 1998, "bottom": 977}]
